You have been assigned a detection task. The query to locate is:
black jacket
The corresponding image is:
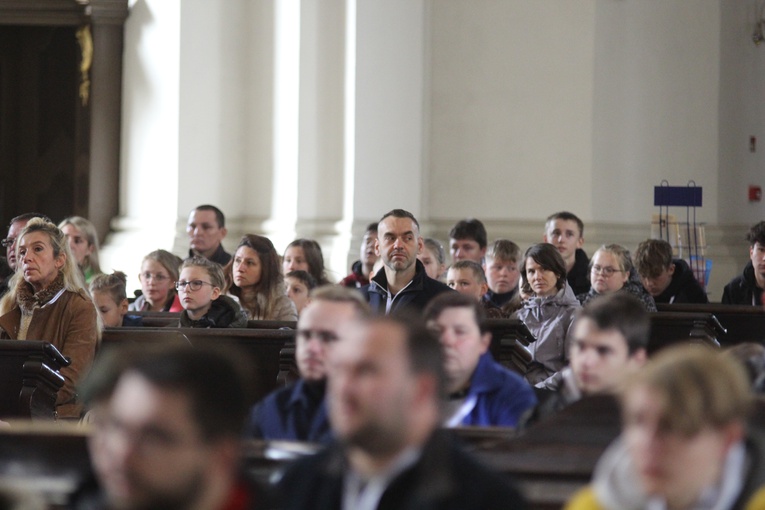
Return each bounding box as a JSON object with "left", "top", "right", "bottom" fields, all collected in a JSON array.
[
  {"left": 360, "top": 259, "right": 453, "bottom": 314},
  {"left": 567, "top": 249, "right": 591, "bottom": 296},
  {"left": 722, "top": 261, "right": 764, "bottom": 306},
  {"left": 653, "top": 258, "right": 708, "bottom": 304},
  {"left": 178, "top": 295, "right": 248, "bottom": 328},
  {"left": 277, "top": 430, "right": 527, "bottom": 510}
]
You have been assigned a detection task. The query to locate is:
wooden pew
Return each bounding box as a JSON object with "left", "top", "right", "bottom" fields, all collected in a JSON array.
[
  {"left": 656, "top": 303, "right": 765, "bottom": 347},
  {"left": 101, "top": 328, "right": 297, "bottom": 404},
  {"left": 0, "top": 340, "right": 69, "bottom": 420},
  {"left": 647, "top": 311, "right": 725, "bottom": 353},
  {"left": 124, "top": 311, "right": 298, "bottom": 330}
]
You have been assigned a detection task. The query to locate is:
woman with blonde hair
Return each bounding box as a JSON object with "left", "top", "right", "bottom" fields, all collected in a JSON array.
[
  {"left": 577, "top": 244, "right": 656, "bottom": 312},
  {"left": 226, "top": 235, "right": 297, "bottom": 321},
  {"left": 58, "top": 216, "right": 102, "bottom": 284},
  {"left": 0, "top": 218, "right": 99, "bottom": 419}
]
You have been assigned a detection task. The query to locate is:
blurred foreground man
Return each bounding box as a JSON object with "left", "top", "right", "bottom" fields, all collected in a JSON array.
[
  {"left": 277, "top": 314, "right": 527, "bottom": 510},
  {"left": 80, "top": 345, "right": 265, "bottom": 510}
]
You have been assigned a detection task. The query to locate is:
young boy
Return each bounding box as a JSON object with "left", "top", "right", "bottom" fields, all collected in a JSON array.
[
  {"left": 447, "top": 260, "right": 503, "bottom": 318},
  {"left": 543, "top": 211, "right": 590, "bottom": 295},
  {"left": 449, "top": 218, "right": 488, "bottom": 263},
  {"left": 482, "top": 239, "right": 522, "bottom": 314},
  {"left": 285, "top": 270, "right": 317, "bottom": 316},
  {"left": 633, "top": 239, "right": 708, "bottom": 304},
  {"left": 177, "top": 257, "right": 248, "bottom": 328}
]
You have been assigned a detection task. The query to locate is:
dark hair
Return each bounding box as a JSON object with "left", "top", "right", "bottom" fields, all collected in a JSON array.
[
  {"left": 449, "top": 260, "right": 487, "bottom": 286},
  {"left": 228, "top": 234, "right": 283, "bottom": 295},
  {"left": 286, "top": 269, "right": 318, "bottom": 291},
  {"left": 120, "top": 345, "right": 252, "bottom": 441},
  {"left": 379, "top": 209, "right": 420, "bottom": 232},
  {"left": 634, "top": 239, "right": 673, "bottom": 278},
  {"left": 449, "top": 218, "right": 487, "bottom": 249},
  {"left": 285, "top": 239, "right": 331, "bottom": 286},
  {"left": 8, "top": 212, "right": 51, "bottom": 229},
  {"left": 520, "top": 243, "right": 567, "bottom": 295},
  {"left": 746, "top": 221, "right": 765, "bottom": 247},
  {"left": 365, "top": 222, "right": 378, "bottom": 234},
  {"left": 423, "top": 291, "right": 488, "bottom": 335},
  {"left": 374, "top": 313, "right": 446, "bottom": 403},
  {"left": 194, "top": 204, "right": 226, "bottom": 228},
  {"left": 545, "top": 211, "right": 584, "bottom": 238},
  {"left": 576, "top": 292, "right": 649, "bottom": 354}
]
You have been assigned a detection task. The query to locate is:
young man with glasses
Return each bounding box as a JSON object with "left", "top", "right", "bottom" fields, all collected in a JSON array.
[{"left": 175, "top": 256, "right": 247, "bottom": 328}]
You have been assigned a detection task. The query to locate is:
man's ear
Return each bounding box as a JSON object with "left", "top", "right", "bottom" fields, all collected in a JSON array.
[
  {"left": 668, "top": 263, "right": 676, "bottom": 276},
  {"left": 374, "top": 238, "right": 381, "bottom": 257},
  {"left": 576, "top": 236, "right": 584, "bottom": 249},
  {"left": 211, "top": 287, "right": 222, "bottom": 300},
  {"left": 479, "top": 332, "right": 491, "bottom": 354},
  {"left": 416, "top": 236, "right": 424, "bottom": 256},
  {"left": 628, "top": 348, "right": 647, "bottom": 368},
  {"left": 220, "top": 227, "right": 228, "bottom": 240}
]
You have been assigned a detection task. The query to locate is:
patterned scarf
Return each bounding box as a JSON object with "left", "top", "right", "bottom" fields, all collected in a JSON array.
[{"left": 16, "top": 272, "right": 65, "bottom": 315}]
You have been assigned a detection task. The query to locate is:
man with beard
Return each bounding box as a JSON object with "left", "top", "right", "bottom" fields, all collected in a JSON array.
[
  {"left": 277, "top": 314, "right": 527, "bottom": 510},
  {"left": 80, "top": 345, "right": 265, "bottom": 510},
  {"left": 361, "top": 209, "right": 452, "bottom": 314},
  {"left": 246, "top": 286, "right": 370, "bottom": 442}
]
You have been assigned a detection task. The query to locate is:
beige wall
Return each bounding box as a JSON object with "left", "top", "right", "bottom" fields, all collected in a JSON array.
[{"left": 105, "top": 0, "right": 757, "bottom": 300}]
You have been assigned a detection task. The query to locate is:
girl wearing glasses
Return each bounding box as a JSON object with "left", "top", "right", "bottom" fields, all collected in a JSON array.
[
  {"left": 177, "top": 256, "right": 247, "bottom": 328},
  {"left": 224, "top": 235, "right": 297, "bottom": 321},
  {"left": 577, "top": 244, "right": 657, "bottom": 312},
  {"left": 129, "top": 250, "right": 184, "bottom": 312},
  {"left": 513, "top": 243, "right": 581, "bottom": 385}
]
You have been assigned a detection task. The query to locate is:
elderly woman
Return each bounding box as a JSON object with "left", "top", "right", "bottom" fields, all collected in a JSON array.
[
  {"left": 59, "top": 216, "right": 102, "bottom": 285},
  {"left": 0, "top": 218, "right": 99, "bottom": 419},
  {"left": 513, "top": 243, "right": 580, "bottom": 384},
  {"left": 225, "top": 235, "right": 297, "bottom": 321},
  {"left": 577, "top": 244, "right": 656, "bottom": 312}
]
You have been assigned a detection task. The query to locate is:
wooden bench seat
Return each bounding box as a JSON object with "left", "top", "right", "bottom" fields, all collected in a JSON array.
[{"left": 657, "top": 303, "right": 765, "bottom": 347}]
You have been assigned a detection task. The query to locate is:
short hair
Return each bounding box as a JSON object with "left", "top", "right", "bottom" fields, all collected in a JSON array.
[
  {"left": 284, "top": 239, "right": 331, "bottom": 286},
  {"left": 575, "top": 293, "right": 649, "bottom": 354},
  {"left": 520, "top": 243, "right": 567, "bottom": 295},
  {"left": 85, "top": 344, "right": 252, "bottom": 441},
  {"left": 423, "top": 291, "right": 489, "bottom": 335},
  {"left": 90, "top": 271, "right": 128, "bottom": 304},
  {"left": 591, "top": 244, "right": 633, "bottom": 274},
  {"left": 623, "top": 346, "right": 751, "bottom": 436},
  {"left": 364, "top": 222, "right": 378, "bottom": 234},
  {"left": 545, "top": 211, "right": 584, "bottom": 238},
  {"left": 309, "top": 285, "right": 371, "bottom": 317},
  {"left": 180, "top": 256, "right": 225, "bottom": 289},
  {"left": 379, "top": 209, "right": 420, "bottom": 232},
  {"left": 746, "top": 221, "right": 765, "bottom": 247},
  {"left": 449, "top": 218, "right": 487, "bottom": 249},
  {"left": 286, "top": 270, "right": 318, "bottom": 291},
  {"left": 449, "top": 260, "right": 487, "bottom": 286},
  {"left": 633, "top": 239, "right": 673, "bottom": 278},
  {"left": 486, "top": 239, "right": 521, "bottom": 263},
  {"left": 371, "top": 314, "right": 446, "bottom": 403},
  {"left": 193, "top": 204, "right": 226, "bottom": 228},
  {"left": 58, "top": 216, "right": 102, "bottom": 274},
  {"left": 8, "top": 212, "right": 51, "bottom": 230},
  {"left": 422, "top": 238, "right": 446, "bottom": 265},
  {"left": 142, "top": 249, "right": 183, "bottom": 283}
]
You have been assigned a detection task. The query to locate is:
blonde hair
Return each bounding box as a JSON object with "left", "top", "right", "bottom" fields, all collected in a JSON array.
[
  {"left": 142, "top": 250, "right": 183, "bottom": 282},
  {"left": 90, "top": 271, "right": 128, "bottom": 305},
  {"left": 623, "top": 346, "right": 751, "bottom": 436},
  {"left": 180, "top": 257, "right": 225, "bottom": 289},
  {"left": 58, "top": 216, "right": 102, "bottom": 275},
  {"left": 0, "top": 218, "right": 89, "bottom": 314},
  {"left": 592, "top": 244, "right": 633, "bottom": 274}
]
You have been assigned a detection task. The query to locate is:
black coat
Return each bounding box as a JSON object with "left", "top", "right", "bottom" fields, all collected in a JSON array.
[
  {"left": 722, "top": 261, "right": 764, "bottom": 306},
  {"left": 653, "top": 259, "right": 708, "bottom": 304},
  {"left": 360, "top": 259, "right": 453, "bottom": 314},
  {"left": 276, "top": 430, "right": 527, "bottom": 510}
]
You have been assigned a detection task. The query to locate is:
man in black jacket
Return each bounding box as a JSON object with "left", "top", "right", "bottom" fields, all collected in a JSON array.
[
  {"left": 361, "top": 209, "right": 452, "bottom": 314},
  {"left": 277, "top": 314, "right": 527, "bottom": 510},
  {"left": 633, "top": 239, "right": 708, "bottom": 304},
  {"left": 722, "top": 221, "right": 765, "bottom": 305}
]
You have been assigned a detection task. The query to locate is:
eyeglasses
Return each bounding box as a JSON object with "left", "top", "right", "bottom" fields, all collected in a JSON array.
[
  {"left": 0, "top": 238, "right": 15, "bottom": 248},
  {"left": 175, "top": 280, "right": 215, "bottom": 291},
  {"left": 140, "top": 272, "right": 170, "bottom": 282},
  {"left": 591, "top": 265, "right": 622, "bottom": 277}
]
